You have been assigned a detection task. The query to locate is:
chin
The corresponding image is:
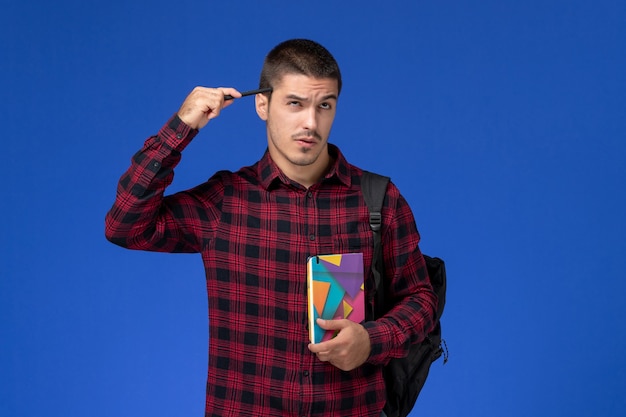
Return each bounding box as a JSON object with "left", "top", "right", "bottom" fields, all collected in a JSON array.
[{"left": 290, "top": 157, "right": 317, "bottom": 167}]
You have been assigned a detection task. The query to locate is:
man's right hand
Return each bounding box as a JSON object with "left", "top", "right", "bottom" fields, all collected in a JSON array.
[{"left": 177, "top": 87, "right": 242, "bottom": 130}]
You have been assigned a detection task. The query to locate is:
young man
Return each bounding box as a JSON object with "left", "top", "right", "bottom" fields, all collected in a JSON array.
[{"left": 105, "top": 39, "right": 436, "bottom": 417}]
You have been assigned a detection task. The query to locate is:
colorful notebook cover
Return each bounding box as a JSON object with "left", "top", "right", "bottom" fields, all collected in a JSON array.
[{"left": 307, "top": 253, "right": 365, "bottom": 344}]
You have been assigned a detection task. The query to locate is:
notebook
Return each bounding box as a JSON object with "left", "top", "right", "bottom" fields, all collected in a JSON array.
[{"left": 307, "top": 253, "right": 365, "bottom": 344}]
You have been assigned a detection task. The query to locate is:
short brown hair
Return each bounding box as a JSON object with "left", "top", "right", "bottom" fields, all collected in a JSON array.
[{"left": 259, "top": 39, "right": 342, "bottom": 95}]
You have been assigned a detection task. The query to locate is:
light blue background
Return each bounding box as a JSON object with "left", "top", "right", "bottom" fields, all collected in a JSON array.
[{"left": 2, "top": 1, "right": 625, "bottom": 416}]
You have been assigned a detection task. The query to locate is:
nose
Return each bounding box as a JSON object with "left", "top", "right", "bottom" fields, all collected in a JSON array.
[{"left": 302, "top": 107, "right": 317, "bottom": 131}]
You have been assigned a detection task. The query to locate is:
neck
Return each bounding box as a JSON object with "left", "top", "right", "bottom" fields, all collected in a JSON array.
[
  {"left": 270, "top": 149, "right": 332, "bottom": 189},
  {"left": 286, "top": 162, "right": 331, "bottom": 189}
]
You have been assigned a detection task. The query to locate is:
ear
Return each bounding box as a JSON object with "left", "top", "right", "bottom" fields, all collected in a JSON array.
[{"left": 255, "top": 93, "right": 269, "bottom": 121}]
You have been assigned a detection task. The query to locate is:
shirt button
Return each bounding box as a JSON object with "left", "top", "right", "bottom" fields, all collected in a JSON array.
[
  {"left": 303, "top": 371, "right": 309, "bottom": 377},
  {"left": 176, "top": 133, "right": 183, "bottom": 139},
  {"left": 307, "top": 191, "right": 313, "bottom": 198},
  {"left": 308, "top": 234, "right": 316, "bottom": 241},
  {"left": 153, "top": 162, "right": 160, "bottom": 168}
]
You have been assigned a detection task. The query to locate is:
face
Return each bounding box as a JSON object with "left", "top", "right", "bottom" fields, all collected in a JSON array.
[{"left": 255, "top": 73, "right": 338, "bottom": 186}]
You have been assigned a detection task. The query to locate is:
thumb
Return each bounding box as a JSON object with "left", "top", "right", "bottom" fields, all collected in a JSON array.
[{"left": 316, "top": 318, "right": 346, "bottom": 330}]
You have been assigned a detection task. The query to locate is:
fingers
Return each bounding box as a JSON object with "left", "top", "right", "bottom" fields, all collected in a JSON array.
[
  {"left": 307, "top": 319, "right": 371, "bottom": 371},
  {"left": 307, "top": 319, "right": 346, "bottom": 353},
  {"left": 308, "top": 343, "right": 336, "bottom": 365},
  {"left": 177, "top": 87, "right": 242, "bottom": 130},
  {"left": 307, "top": 320, "right": 347, "bottom": 364}
]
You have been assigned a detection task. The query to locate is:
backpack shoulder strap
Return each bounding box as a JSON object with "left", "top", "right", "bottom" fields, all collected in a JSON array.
[
  {"left": 361, "top": 171, "right": 390, "bottom": 319},
  {"left": 361, "top": 171, "right": 390, "bottom": 231}
]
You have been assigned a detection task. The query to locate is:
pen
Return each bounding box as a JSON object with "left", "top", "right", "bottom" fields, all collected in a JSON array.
[{"left": 224, "top": 87, "right": 273, "bottom": 101}]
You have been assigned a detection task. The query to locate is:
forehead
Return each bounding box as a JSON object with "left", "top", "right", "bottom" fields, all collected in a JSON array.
[{"left": 272, "top": 73, "right": 339, "bottom": 98}]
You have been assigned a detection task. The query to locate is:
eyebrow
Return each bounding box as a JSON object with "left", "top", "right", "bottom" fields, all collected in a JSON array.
[{"left": 285, "top": 93, "right": 338, "bottom": 102}]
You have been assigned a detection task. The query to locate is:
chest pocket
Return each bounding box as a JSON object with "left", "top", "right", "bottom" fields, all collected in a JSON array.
[
  {"left": 332, "top": 217, "right": 375, "bottom": 286},
  {"left": 331, "top": 203, "right": 374, "bottom": 253}
]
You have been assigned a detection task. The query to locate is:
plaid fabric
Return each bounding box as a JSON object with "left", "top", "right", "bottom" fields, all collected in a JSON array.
[{"left": 105, "top": 115, "right": 436, "bottom": 417}]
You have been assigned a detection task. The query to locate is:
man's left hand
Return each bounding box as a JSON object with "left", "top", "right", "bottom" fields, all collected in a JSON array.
[{"left": 307, "top": 319, "right": 371, "bottom": 371}]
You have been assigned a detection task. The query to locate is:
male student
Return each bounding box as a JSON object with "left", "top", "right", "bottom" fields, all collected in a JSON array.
[{"left": 105, "top": 38, "right": 436, "bottom": 417}]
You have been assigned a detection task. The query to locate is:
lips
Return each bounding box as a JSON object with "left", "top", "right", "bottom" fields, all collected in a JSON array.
[
  {"left": 295, "top": 138, "right": 316, "bottom": 148},
  {"left": 292, "top": 131, "right": 321, "bottom": 142}
]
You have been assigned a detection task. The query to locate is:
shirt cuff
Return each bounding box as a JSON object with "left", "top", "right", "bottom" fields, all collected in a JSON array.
[
  {"left": 158, "top": 114, "right": 198, "bottom": 152},
  {"left": 363, "top": 320, "right": 394, "bottom": 365}
]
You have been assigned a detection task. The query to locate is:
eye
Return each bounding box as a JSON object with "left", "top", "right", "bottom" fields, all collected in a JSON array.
[
  {"left": 319, "top": 102, "right": 332, "bottom": 110},
  {"left": 288, "top": 100, "right": 301, "bottom": 106}
]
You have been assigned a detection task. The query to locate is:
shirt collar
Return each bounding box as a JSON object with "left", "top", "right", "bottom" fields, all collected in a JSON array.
[{"left": 256, "top": 144, "right": 352, "bottom": 190}]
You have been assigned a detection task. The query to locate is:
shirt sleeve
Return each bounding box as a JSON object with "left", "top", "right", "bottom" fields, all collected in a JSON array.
[
  {"left": 104, "top": 114, "right": 215, "bottom": 253},
  {"left": 363, "top": 189, "right": 438, "bottom": 365}
]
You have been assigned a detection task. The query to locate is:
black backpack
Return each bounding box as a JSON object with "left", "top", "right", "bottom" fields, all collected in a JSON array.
[{"left": 361, "top": 171, "right": 447, "bottom": 417}]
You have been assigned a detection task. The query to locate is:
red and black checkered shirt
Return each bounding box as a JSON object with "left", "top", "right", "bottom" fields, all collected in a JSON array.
[{"left": 105, "top": 115, "right": 436, "bottom": 417}]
